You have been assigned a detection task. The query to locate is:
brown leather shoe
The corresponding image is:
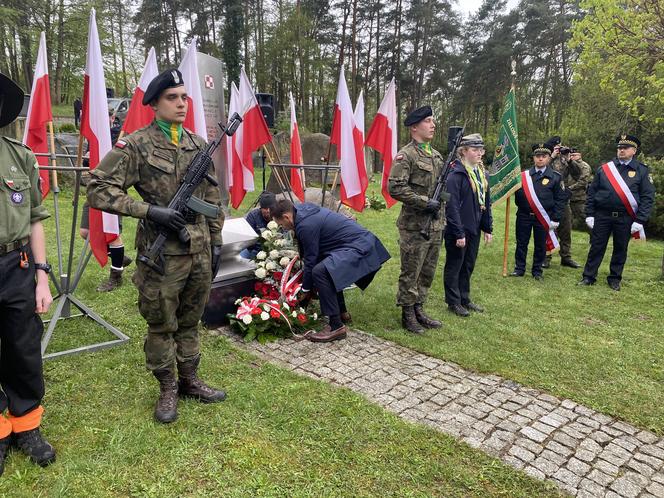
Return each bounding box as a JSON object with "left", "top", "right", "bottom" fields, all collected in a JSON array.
[
  {"left": 340, "top": 312, "right": 352, "bottom": 323},
  {"left": 307, "top": 325, "right": 347, "bottom": 342}
]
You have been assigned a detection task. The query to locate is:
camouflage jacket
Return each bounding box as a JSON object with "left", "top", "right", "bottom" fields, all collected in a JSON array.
[
  {"left": 87, "top": 121, "right": 224, "bottom": 256},
  {"left": 388, "top": 140, "right": 445, "bottom": 231},
  {"left": 551, "top": 156, "right": 592, "bottom": 202}
]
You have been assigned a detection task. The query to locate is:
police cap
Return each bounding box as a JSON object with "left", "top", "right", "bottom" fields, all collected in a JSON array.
[
  {"left": 0, "top": 72, "right": 25, "bottom": 128},
  {"left": 403, "top": 105, "right": 432, "bottom": 127},
  {"left": 142, "top": 68, "right": 185, "bottom": 105},
  {"left": 616, "top": 134, "right": 640, "bottom": 149},
  {"left": 532, "top": 142, "right": 553, "bottom": 155}
]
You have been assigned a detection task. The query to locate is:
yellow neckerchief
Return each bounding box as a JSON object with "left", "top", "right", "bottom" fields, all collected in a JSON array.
[
  {"left": 462, "top": 159, "right": 487, "bottom": 207},
  {"left": 156, "top": 119, "right": 183, "bottom": 145},
  {"left": 417, "top": 141, "right": 432, "bottom": 156}
]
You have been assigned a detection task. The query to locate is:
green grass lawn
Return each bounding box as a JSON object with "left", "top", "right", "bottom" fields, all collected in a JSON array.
[{"left": 0, "top": 187, "right": 562, "bottom": 496}]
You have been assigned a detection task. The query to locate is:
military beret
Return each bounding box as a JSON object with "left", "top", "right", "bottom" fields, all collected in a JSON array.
[
  {"left": 459, "top": 133, "right": 484, "bottom": 148},
  {"left": 142, "top": 68, "right": 185, "bottom": 105},
  {"left": 545, "top": 136, "right": 562, "bottom": 148},
  {"left": 616, "top": 134, "right": 640, "bottom": 149},
  {"left": 259, "top": 191, "right": 277, "bottom": 209},
  {"left": 532, "top": 142, "right": 553, "bottom": 155},
  {"left": 404, "top": 105, "right": 432, "bottom": 127},
  {"left": 0, "top": 72, "right": 25, "bottom": 128}
]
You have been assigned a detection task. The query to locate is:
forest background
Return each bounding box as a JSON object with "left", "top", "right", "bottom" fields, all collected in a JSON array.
[{"left": 2, "top": 0, "right": 664, "bottom": 232}]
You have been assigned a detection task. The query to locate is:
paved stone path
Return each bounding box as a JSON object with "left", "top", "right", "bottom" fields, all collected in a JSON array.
[{"left": 218, "top": 328, "right": 664, "bottom": 498}]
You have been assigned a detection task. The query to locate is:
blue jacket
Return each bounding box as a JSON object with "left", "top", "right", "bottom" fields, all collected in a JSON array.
[
  {"left": 294, "top": 203, "right": 391, "bottom": 292},
  {"left": 445, "top": 160, "right": 493, "bottom": 240}
]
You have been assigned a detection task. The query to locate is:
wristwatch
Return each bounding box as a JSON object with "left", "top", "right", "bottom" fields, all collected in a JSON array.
[{"left": 35, "top": 263, "right": 52, "bottom": 274}]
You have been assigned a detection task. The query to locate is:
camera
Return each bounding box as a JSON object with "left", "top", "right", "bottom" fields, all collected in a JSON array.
[{"left": 560, "top": 146, "right": 571, "bottom": 155}]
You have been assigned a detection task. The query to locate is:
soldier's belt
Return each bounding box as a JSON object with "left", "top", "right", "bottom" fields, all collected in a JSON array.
[{"left": 0, "top": 237, "right": 30, "bottom": 256}]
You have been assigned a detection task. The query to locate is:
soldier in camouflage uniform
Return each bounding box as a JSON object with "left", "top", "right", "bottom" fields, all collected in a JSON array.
[
  {"left": 388, "top": 106, "right": 445, "bottom": 334},
  {"left": 567, "top": 148, "right": 593, "bottom": 230},
  {"left": 87, "top": 69, "right": 226, "bottom": 424}
]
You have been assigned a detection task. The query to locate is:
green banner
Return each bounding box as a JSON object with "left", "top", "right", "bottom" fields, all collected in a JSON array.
[{"left": 489, "top": 88, "right": 521, "bottom": 204}]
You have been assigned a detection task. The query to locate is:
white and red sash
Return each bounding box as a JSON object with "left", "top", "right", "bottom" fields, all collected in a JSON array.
[
  {"left": 601, "top": 161, "right": 645, "bottom": 240},
  {"left": 521, "top": 170, "right": 559, "bottom": 252}
]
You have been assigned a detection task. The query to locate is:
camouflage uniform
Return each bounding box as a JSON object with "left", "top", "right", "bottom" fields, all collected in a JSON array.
[
  {"left": 549, "top": 156, "right": 574, "bottom": 261},
  {"left": 87, "top": 121, "right": 224, "bottom": 371},
  {"left": 388, "top": 140, "right": 445, "bottom": 307},
  {"left": 566, "top": 159, "right": 592, "bottom": 230}
]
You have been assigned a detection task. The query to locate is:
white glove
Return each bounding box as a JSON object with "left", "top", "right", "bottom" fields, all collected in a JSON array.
[
  {"left": 585, "top": 217, "right": 594, "bottom": 229},
  {"left": 631, "top": 222, "right": 643, "bottom": 234},
  {"left": 550, "top": 221, "right": 560, "bottom": 229}
]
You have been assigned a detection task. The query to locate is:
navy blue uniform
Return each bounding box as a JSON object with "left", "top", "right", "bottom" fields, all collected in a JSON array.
[
  {"left": 582, "top": 158, "right": 655, "bottom": 284},
  {"left": 513, "top": 166, "right": 567, "bottom": 277},
  {"left": 443, "top": 160, "right": 493, "bottom": 305}
]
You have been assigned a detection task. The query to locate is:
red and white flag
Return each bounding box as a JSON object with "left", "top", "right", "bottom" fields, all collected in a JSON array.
[
  {"left": 22, "top": 31, "right": 52, "bottom": 198},
  {"left": 521, "top": 171, "right": 559, "bottom": 252},
  {"left": 602, "top": 161, "right": 646, "bottom": 240},
  {"left": 178, "top": 37, "right": 207, "bottom": 140},
  {"left": 81, "top": 8, "right": 119, "bottom": 266},
  {"left": 232, "top": 67, "right": 272, "bottom": 206},
  {"left": 365, "top": 78, "right": 398, "bottom": 208},
  {"left": 330, "top": 67, "right": 367, "bottom": 211},
  {"left": 289, "top": 91, "right": 305, "bottom": 201},
  {"left": 121, "top": 47, "right": 158, "bottom": 135},
  {"left": 227, "top": 82, "right": 245, "bottom": 209}
]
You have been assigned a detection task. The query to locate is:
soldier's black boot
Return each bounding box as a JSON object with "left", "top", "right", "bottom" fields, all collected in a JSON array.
[
  {"left": 401, "top": 306, "right": 425, "bottom": 334},
  {"left": 413, "top": 304, "right": 442, "bottom": 329},
  {"left": 0, "top": 435, "right": 10, "bottom": 476},
  {"left": 153, "top": 369, "right": 179, "bottom": 423},
  {"left": 177, "top": 356, "right": 227, "bottom": 403},
  {"left": 13, "top": 428, "right": 56, "bottom": 467}
]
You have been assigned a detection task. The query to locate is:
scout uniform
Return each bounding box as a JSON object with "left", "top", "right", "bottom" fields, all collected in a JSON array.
[
  {"left": 0, "top": 73, "right": 55, "bottom": 475},
  {"left": 580, "top": 135, "right": 655, "bottom": 290},
  {"left": 511, "top": 143, "right": 567, "bottom": 280},
  {"left": 87, "top": 69, "right": 226, "bottom": 424},
  {"left": 388, "top": 105, "right": 445, "bottom": 334}
]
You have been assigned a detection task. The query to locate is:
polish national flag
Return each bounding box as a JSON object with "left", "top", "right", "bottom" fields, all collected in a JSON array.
[
  {"left": 22, "top": 32, "right": 52, "bottom": 198},
  {"left": 233, "top": 67, "right": 272, "bottom": 206},
  {"left": 331, "top": 67, "right": 367, "bottom": 212},
  {"left": 227, "top": 82, "right": 244, "bottom": 209},
  {"left": 178, "top": 37, "right": 207, "bottom": 140},
  {"left": 289, "top": 92, "right": 305, "bottom": 201},
  {"left": 121, "top": 47, "right": 158, "bottom": 134},
  {"left": 81, "top": 8, "right": 119, "bottom": 266},
  {"left": 365, "top": 78, "right": 398, "bottom": 208}
]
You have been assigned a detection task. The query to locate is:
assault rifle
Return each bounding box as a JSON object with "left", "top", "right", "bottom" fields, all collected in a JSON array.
[
  {"left": 138, "top": 112, "right": 243, "bottom": 274},
  {"left": 420, "top": 125, "right": 465, "bottom": 240}
]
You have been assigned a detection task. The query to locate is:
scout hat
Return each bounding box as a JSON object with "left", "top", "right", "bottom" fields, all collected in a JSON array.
[
  {"left": 0, "top": 72, "right": 25, "bottom": 128},
  {"left": 142, "top": 68, "right": 185, "bottom": 105},
  {"left": 532, "top": 142, "right": 553, "bottom": 155},
  {"left": 616, "top": 134, "right": 640, "bottom": 149},
  {"left": 459, "top": 133, "right": 484, "bottom": 147},
  {"left": 259, "top": 191, "right": 277, "bottom": 209},
  {"left": 404, "top": 105, "right": 432, "bottom": 126}
]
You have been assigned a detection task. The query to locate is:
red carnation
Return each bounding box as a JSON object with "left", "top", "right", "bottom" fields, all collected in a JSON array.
[
  {"left": 270, "top": 309, "right": 281, "bottom": 319},
  {"left": 297, "top": 313, "right": 307, "bottom": 323}
]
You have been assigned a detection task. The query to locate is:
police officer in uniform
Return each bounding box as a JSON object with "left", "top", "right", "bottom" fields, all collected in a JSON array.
[
  {"left": 87, "top": 69, "right": 226, "bottom": 424},
  {"left": 579, "top": 135, "right": 655, "bottom": 290},
  {"left": 0, "top": 73, "right": 56, "bottom": 475},
  {"left": 510, "top": 143, "right": 567, "bottom": 280},
  {"left": 388, "top": 106, "right": 444, "bottom": 334}
]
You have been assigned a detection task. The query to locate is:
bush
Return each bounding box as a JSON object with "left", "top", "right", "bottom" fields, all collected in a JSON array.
[
  {"left": 58, "top": 123, "right": 77, "bottom": 133},
  {"left": 644, "top": 156, "right": 664, "bottom": 239}
]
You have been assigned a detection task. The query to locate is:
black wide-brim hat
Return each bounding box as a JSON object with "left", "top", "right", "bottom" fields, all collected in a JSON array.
[{"left": 0, "top": 73, "right": 25, "bottom": 128}]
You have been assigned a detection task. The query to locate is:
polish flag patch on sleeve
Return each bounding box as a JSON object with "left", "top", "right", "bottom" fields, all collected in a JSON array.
[{"left": 115, "top": 140, "right": 127, "bottom": 149}]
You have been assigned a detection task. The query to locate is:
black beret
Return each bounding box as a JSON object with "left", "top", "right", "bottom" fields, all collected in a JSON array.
[
  {"left": 404, "top": 105, "right": 432, "bottom": 127},
  {"left": 532, "top": 142, "right": 553, "bottom": 155},
  {"left": 142, "top": 68, "right": 185, "bottom": 105},
  {"left": 616, "top": 134, "right": 640, "bottom": 148},
  {"left": 0, "top": 72, "right": 25, "bottom": 128},
  {"left": 546, "top": 136, "right": 562, "bottom": 147},
  {"left": 259, "top": 191, "right": 276, "bottom": 209}
]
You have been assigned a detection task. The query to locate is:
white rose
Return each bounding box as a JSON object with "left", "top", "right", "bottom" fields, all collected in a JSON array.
[
  {"left": 265, "top": 261, "right": 276, "bottom": 271},
  {"left": 261, "top": 230, "right": 273, "bottom": 240},
  {"left": 269, "top": 250, "right": 280, "bottom": 259},
  {"left": 242, "top": 315, "right": 252, "bottom": 325},
  {"left": 313, "top": 313, "right": 318, "bottom": 320},
  {"left": 283, "top": 302, "right": 290, "bottom": 310},
  {"left": 267, "top": 220, "right": 278, "bottom": 230},
  {"left": 260, "top": 311, "right": 270, "bottom": 321},
  {"left": 256, "top": 251, "right": 267, "bottom": 260},
  {"left": 292, "top": 311, "right": 298, "bottom": 318},
  {"left": 279, "top": 257, "right": 290, "bottom": 267},
  {"left": 257, "top": 261, "right": 266, "bottom": 268},
  {"left": 255, "top": 268, "right": 267, "bottom": 279}
]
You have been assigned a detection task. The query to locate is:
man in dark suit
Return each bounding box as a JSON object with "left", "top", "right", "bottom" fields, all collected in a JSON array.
[
  {"left": 511, "top": 143, "right": 567, "bottom": 280},
  {"left": 271, "top": 199, "right": 390, "bottom": 342}
]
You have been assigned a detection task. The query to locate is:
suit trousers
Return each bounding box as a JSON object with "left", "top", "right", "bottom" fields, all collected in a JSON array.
[
  {"left": 582, "top": 213, "right": 632, "bottom": 284},
  {"left": 443, "top": 231, "right": 480, "bottom": 306}
]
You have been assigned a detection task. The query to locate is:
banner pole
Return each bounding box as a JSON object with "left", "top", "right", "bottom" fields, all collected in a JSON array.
[{"left": 502, "top": 197, "right": 511, "bottom": 277}]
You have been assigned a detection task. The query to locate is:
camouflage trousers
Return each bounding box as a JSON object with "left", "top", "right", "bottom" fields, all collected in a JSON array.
[
  {"left": 132, "top": 248, "right": 212, "bottom": 372},
  {"left": 396, "top": 228, "right": 443, "bottom": 307},
  {"left": 570, "top": 199, "right": 588, "bottom": 232}
]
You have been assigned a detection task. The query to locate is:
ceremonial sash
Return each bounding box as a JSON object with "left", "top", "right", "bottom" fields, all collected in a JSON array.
[
  {"left": 601, "top": 161, "right": 645, "bottom": 240},
  {"left": 521, "top": 171, "right": 559, "bottom": 252}
]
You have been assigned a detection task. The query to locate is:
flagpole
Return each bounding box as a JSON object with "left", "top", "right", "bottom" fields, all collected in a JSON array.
[
  {"left": 502, "top": 60, "right": 518, "bottom": 277},
  {"left": 47, "top": 120, "right": 64, "bottom": 277}
]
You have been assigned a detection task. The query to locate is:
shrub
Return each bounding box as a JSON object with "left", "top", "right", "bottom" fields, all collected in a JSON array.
[
  {"left": 58, "top": 123, "right": 77, "bottom": 133},
  {"left": 644, "top": 156, "right": 664, "bottom": 240}
]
